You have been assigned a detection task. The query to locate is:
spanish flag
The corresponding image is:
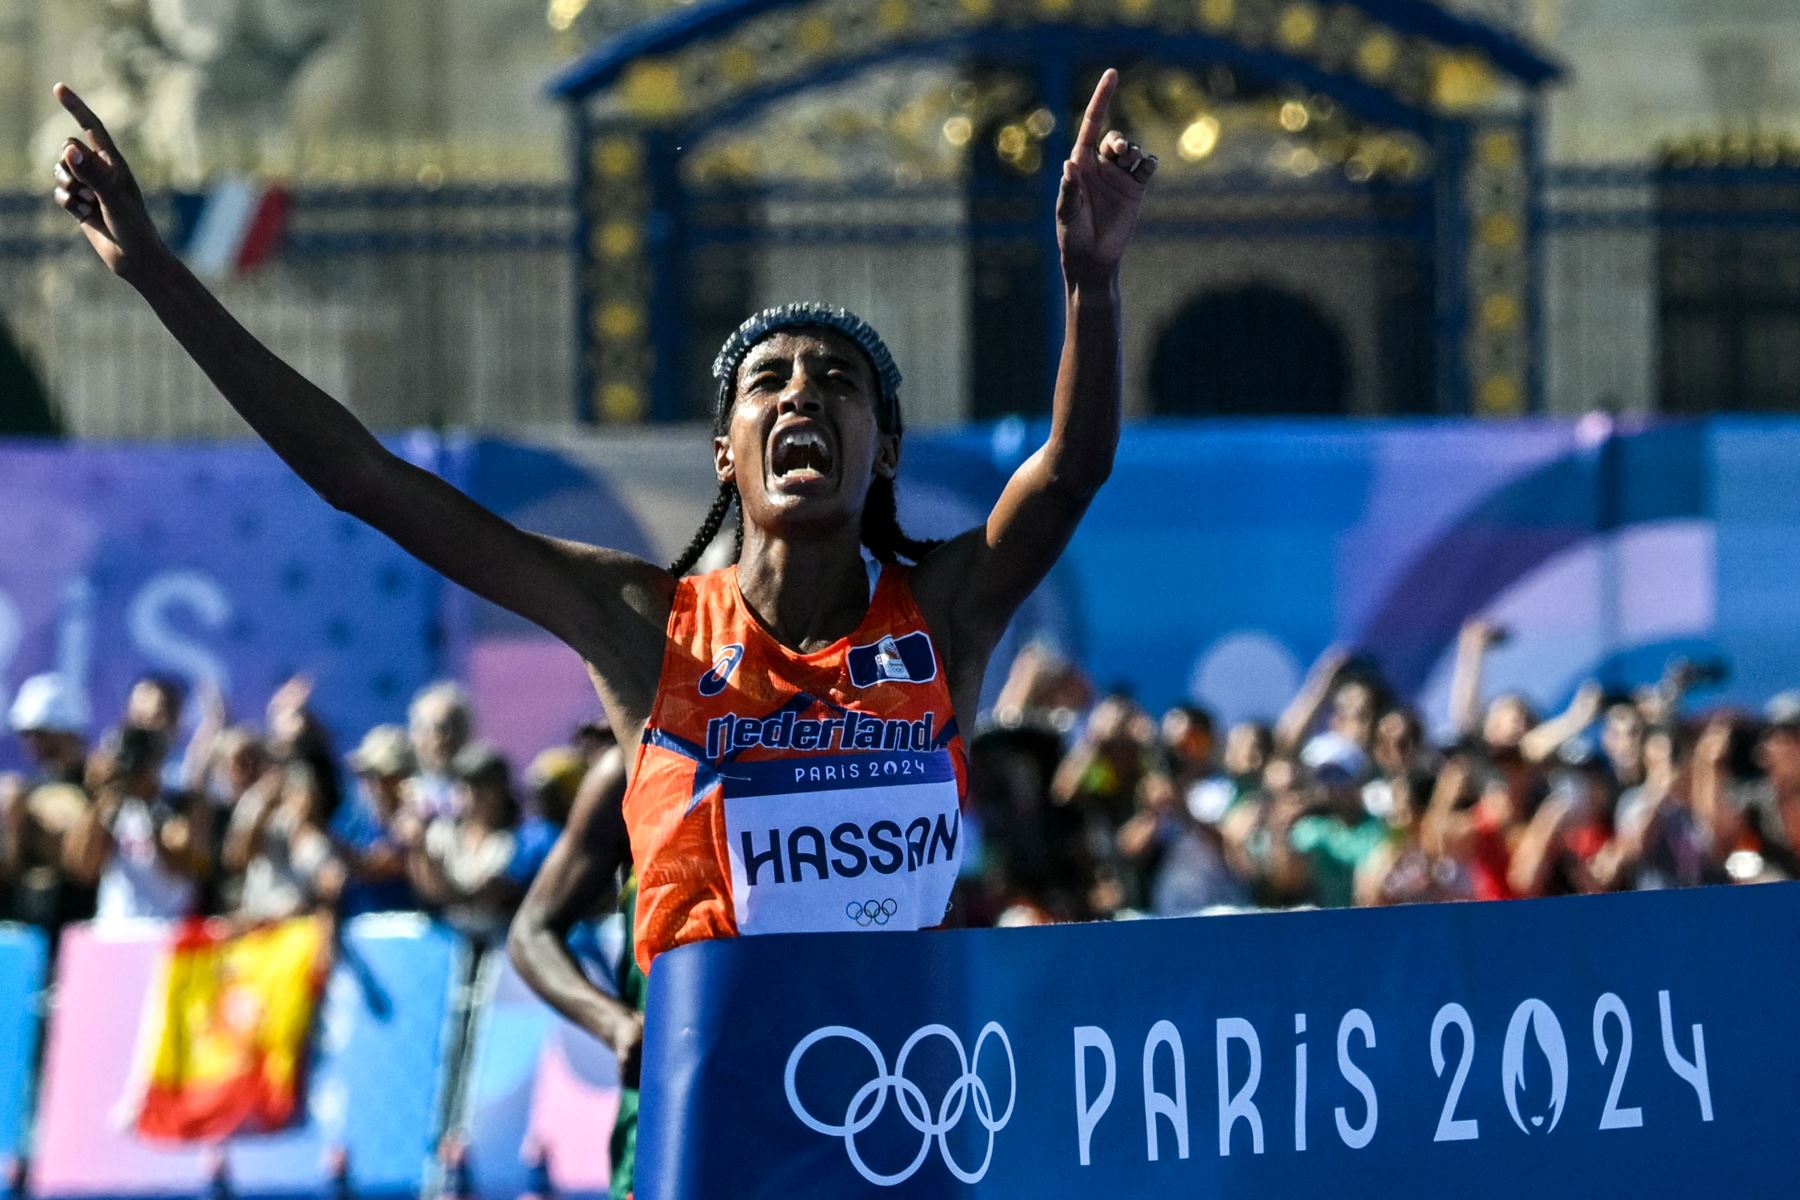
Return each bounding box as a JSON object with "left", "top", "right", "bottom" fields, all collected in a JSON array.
[{"left": 130, "top": 916, "right": 330, "bottom": 1141}]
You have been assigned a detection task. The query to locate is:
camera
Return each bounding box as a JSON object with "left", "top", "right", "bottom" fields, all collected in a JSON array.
[
  {"left": 1673, "top": 657, "right": 1730, "bottom": 689},
  {"left": 106, "top": 725, "right": 169, "bottom": 783}
]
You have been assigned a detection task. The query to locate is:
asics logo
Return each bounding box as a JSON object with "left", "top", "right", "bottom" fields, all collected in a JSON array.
[
  {"left": 784, "top": 1022, "right": 1016, "bottom": 1186},
  {"left": 698, "top": 643, "right": 745, "bottom": 696},
  {"left": 848, "top": 898, "right": 899, "bottom": 926}
]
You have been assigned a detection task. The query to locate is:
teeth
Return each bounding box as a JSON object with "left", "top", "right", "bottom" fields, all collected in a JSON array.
[{"left": 773, "top": 426, "right": 831, "bottom": 477}]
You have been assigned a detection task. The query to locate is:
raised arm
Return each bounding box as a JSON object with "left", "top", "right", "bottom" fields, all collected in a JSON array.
[
  {"left": 221, "top": 772, "right": 280, "bottom": 873},
  {"left": 915, "top": 70, "right": 1155, "bottom": 672},
  {"left": 49, "top": 85, "right": 671, "bottom": 732},
  {"left": 1274, "top": 646, "right": 1351, "bottom": 754},
  {"left": 1517, "top": 681, "right": 1603, "bottom": 764},
  {"left": 506, "top": 749, "right": 642, "bottom": 1082},
  {"left": 1448, "top": 620, "right": 1503, "bottom": 738}
]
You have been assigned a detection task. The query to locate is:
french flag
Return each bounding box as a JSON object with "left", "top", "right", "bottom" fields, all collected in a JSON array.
[{"left": 170, "top": 178, "right": 291, "bottom": 279}]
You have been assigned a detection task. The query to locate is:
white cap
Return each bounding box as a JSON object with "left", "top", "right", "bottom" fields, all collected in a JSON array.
[
  {"left": 7, "top": 673, "right": 89, "bottom": 735},
  {"left": 1765, "top": 690, "right": 1800, "bottom": 731},
  {"left": 1300, "top": 730, "right": 1370, "bottom": 779}
]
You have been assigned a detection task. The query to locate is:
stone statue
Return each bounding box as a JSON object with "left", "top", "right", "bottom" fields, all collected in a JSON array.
[{"left": 51, "top": 0, "right": 353, "bottom": 180}]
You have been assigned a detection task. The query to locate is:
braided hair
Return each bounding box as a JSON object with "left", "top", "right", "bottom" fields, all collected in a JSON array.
[
  {"left": 668, "top": 481, "right": 741, "bottom": 579},
  {"left": 668, "top": 304, "right": 941, "bottom": 576}
]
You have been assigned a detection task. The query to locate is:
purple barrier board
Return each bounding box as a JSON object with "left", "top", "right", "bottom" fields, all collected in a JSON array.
[{"left": 0, "top": 440, "right": 444, "bottom": 773}]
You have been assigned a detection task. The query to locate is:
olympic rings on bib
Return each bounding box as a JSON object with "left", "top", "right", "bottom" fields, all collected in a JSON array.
[{"left": 847, "top": 898, "right": 899, "bottom": 926}]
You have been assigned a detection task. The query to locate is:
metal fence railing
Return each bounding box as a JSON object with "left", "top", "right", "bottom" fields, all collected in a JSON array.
[
  {"left": 6, "top": 158, "right": 1799, "bottom": 437},
  {"left": 1, "top": 183, "right": 575, "bottom": 439},
  {"left": 1541, "top": 161, "right": 1800, "bottom": 415},
  {"left": 1540, "top": 167, "right": 1660, "bottom": 415}
]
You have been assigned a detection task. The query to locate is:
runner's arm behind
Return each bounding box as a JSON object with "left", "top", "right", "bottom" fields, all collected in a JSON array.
[{"left": 507, "top": 750, "right": 644, "bottom": 1079}]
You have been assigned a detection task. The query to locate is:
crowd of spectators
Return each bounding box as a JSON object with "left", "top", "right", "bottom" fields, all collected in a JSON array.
[
  {"left": 961, "top": 622, "right": 1800, "bottom": 926},
  {"left": 3, "top": 618, "right": 1799, "bottom": 953},
  {"left": 0, "top": 671, "right": 599, "bottom": 950}
]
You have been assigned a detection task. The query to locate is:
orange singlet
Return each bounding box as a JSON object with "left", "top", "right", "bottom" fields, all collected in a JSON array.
[{"left": 622, "top": 564, "right": 968, "bottom": 975}]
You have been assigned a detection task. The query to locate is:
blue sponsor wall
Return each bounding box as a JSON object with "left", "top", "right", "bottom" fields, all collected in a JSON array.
[
  {"left": 907, "top": 417, "right": 1799, "bottom": 726},
  {"left": 0, "top": 437, "right": 447, "bottom": 770},
  {"left": 3, "top": 419, "right": 1800, "bottom": 768}
]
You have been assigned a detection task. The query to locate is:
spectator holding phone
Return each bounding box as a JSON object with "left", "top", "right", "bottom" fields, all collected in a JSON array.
[
  {"left": 406, "top": 743, "right": 523, "bottom": 945},
  {"left": 66, "top": 726, "right": 210, "bottom": 923},
  {"left": 1507, "top": 744, "right": 1613, "bottom": 897},
  {"left": 3, "top": 674, "right": 96, "bottom": 931},
  {"left": 224, "top": 760, "right": 347, "bottom": 922},
  {"left": 1115, "top": 770, "right": 1245, "bottom": 915},
  {"left": 1286, "top": 757, "right": 1388, "bottom": 908},
  {"left": 406, "top": 682, "right": 475, "bottom": 822},
  {"left": 1277, "top": 647, "right": 1381, "bottom": 780},
  {"left": 1449, "top": 620, "right": 1536, "bottom": 756},
  {"left": 334, "top": 725, "right": 418, "bottom": 915},
  {"left": 1729, "top": 694, "right": 1800, "bottom": 879},
  {"left": 1355, "top": 760, "right": 1472, "bottom": 906}
]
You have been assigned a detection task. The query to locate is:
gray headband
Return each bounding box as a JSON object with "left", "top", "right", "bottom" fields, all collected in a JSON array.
[{"left": 710, "top": 303, "right": 903, "bottom": 435}]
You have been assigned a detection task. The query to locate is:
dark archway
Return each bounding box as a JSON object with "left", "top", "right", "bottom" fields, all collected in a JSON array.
[
  {"left": 1150, "top": 285, "right": 1349, "bottom": 416},
  {"left": 0, "top": 313, "right": 57, "bottom": 436}
]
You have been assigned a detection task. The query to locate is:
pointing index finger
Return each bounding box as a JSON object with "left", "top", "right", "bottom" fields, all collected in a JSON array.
[
  {"left": 53, "top": 83, "right": 116, "bottom": 151},
  {"left": 1074, "top": 68, "right": 1119, "bottom": 154}
]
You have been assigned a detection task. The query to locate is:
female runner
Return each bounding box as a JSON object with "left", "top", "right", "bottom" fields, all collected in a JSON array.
[{"left": 51, "top": 68, "right": 1155, "bottom": 1189}]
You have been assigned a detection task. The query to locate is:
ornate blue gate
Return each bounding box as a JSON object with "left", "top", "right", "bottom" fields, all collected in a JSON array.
[{"left": 551, "top": 0, "right": 1558, "bottom": 423}]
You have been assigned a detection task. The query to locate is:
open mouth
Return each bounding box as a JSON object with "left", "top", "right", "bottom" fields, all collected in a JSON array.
[{"left": 768, "top": 424, "right": 835, "bottom": 484}]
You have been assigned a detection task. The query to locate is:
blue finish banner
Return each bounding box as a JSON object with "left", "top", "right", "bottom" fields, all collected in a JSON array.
[{"left": 637, "top": 884, "right": 1796, "bottom": 1198}]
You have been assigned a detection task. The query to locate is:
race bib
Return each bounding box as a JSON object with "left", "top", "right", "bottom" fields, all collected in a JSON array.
[{"left": 722, "top": 750, "right": 961, "bottom": 935}]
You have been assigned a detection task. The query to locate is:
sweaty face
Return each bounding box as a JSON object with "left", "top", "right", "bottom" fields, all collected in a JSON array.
[{"left": 716, "top": 329, "right": 897, "bottom": 537}]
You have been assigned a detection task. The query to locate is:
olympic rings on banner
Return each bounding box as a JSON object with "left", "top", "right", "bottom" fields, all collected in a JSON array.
[{"left": 784, "top": 1022, "right": 1017, "bottom": 1185}]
